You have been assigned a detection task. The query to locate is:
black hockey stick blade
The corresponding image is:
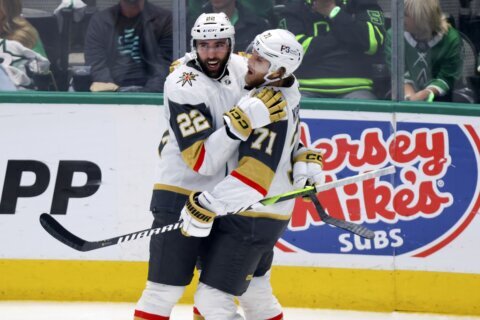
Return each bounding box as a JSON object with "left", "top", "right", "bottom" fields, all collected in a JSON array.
[
  {"left": 309, "top": 194, "right": 375, "bottom": 239},
  {"left": 40, "top": 213, "right": 88, "bottom": 251},
  {"left": 39, "top": 213, "right": 182, "bottom": 252}
]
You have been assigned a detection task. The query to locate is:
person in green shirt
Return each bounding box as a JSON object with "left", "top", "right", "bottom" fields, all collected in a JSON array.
[{"left": 385, "top": 0, "right": 463, "bottom": 102}]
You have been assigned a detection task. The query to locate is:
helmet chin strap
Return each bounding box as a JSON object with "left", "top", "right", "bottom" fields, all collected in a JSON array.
[
  {"left": 262, "top": 74, "right": 282, "bottom": 85},
  {"left": 261, "top": 64, "right": 289, "bottom": 85}
]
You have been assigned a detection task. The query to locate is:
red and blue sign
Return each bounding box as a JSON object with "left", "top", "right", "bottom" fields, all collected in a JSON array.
[{"left": 277, "top": 118, "right": 480, "bottom": 257}]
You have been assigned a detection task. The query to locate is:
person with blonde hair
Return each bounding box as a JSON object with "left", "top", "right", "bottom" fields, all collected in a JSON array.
[
  {"left": 0, "top": 0, "right": 50, "bottom": 89},
  {"left": 385, "top": 0, "right": 463, "bottom": 102},
  {"left": 0, "top": 0, "right": 46, "bottom": 56}
]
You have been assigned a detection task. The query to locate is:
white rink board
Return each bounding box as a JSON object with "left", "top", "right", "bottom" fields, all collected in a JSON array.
[
  {"left": 0, "top": 104, "right": 479, "bottom": 275},
  {"left": 0, "top": 103, "right": 165, "bottom": 261}
]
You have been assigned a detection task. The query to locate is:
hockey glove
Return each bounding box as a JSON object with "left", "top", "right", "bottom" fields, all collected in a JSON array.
[
  {"left": 224, "top": 88, "right": 287, "bottom": 140},
  {"left": 180, "top": 192, "right": 216, "bottom": 237},
  {"left": 293, "top": 147, "right": 325, "bottom": 190}
]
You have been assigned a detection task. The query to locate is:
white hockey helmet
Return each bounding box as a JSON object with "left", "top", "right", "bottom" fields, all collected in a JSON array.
[
  {"left": 191, "top": 12, "right": 235, "bottom": 53},
  {"left": 251, "top": 29, "right": 304, "bottom": 80}
]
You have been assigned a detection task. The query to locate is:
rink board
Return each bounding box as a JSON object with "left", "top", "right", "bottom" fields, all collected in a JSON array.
[{"left": 0, "top": 95, "right": 479, "bottom": 315}]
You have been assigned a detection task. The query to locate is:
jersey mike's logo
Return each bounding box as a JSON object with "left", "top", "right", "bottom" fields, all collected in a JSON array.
[{"left": 278, "top": 119, "right": 480, "bottom": 257}]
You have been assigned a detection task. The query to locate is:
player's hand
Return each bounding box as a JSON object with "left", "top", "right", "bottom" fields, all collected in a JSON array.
[
  {"left": 179, "top": 192, "right": 216, "bottom": 237},
  {"left": 293, "top": 147, "right": 325, "bottom": 190},
  {"left": 252, "top": 87, "right": 287, "bottom": 123},
  {"left": 223, "top": 88, "right": 286, "bottom": 140}
]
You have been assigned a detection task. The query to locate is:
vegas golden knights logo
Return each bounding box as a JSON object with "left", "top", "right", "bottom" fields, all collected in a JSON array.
[{"left": 177, "top": 72, "right": 198, "bottom": 87}]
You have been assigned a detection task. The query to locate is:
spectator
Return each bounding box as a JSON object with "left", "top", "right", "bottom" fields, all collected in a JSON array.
[
  {"left": 0, "top": 38, "right": 50, "bottom": 89},
  {"left": 385, "top": 0, "right": 463, "bottom": 102},
  {"left": 188, "top": 0, "right": 274, "bottom": 23},
  {"left": 0, "top": 0, "right": 51, "bottom": 90},
  {"left": 188, "top": 0, "right": 270, "bottom": 52},
  {"left": 84, "top": 0, "right": 172, "bottom": 92},
  {"left": 278, "top": 0, "right": 386, "bottom": 99},
  {"left": 0, "top": 0, "right": 47, "bottom": 57},
  {"left": 0, "top": 65, "right": 17, "bottom": 91}
]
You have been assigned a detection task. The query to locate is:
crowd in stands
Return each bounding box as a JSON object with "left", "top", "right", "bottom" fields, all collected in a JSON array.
[{"left": 0, "top": 0, "right": 479, "bottom": 103}]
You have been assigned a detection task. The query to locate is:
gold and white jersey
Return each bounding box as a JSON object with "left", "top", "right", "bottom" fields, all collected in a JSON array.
[
  {"left": 201, "top": 78, "right": 302, "bottom": 220},
  {"left": 152, "top": 54, "right": 248, "bottom": 211}
]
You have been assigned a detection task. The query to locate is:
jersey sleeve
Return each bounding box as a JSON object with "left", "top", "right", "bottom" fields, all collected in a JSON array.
[
  {"left": 426, "top": 28, "right": 463, "bottom": 95},
  {"left": 203, "top": 120, "right": 289, "bottom": 216}
]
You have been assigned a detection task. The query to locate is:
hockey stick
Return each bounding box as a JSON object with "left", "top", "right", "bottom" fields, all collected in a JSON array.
[
  {"left": 39, "top": 213, "right": 183, "bottom": 252},
  {"left": 309, "top": 194, "right": 375, "bottom": 239},
  {"left": 253, "top": 165, "right": 395, "bottom": 208},
  {"left": 40, "top": 166, "right": 394, "bottom": 251}
]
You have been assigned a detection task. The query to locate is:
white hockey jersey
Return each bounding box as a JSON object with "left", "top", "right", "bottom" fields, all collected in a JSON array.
[
  {"left": 153, "top": 52, "right": 301, "bottom": 220},
  {"left": 152, "top": 54, "right": 248, "bottom": 211},
  {"left": 201, "top": 78, "right": 302, "bottom": 220}
]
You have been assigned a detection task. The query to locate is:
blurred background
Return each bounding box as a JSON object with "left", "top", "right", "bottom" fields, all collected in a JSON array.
[{"left": 0, "top": 0, "right": 478, "bottom": 103}]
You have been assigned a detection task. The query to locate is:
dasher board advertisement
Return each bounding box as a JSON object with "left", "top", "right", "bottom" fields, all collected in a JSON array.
[
  {"left": 275, "top": 110, "right": 480, "bottom": 274},
  {"left": 0, "top": 104, "right": 479, "bottom": 274}
]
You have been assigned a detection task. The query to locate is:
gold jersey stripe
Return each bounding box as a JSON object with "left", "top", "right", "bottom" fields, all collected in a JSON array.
[
  {"left": 180, "top": 139, "right": 205, "bottom": 170},
  {"left": 153, "top": 183, "right": 192, "bottom": 195},
  {"left": 239, "top": 211, "right": 291, "bottom": 220},
  {"left": 234, "top": 156, "right": 275, "bottom": 192}
]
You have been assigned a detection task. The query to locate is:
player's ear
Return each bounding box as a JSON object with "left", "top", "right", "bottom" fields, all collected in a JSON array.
[{"left": 267, "top": 67, "right": 286, "bottom": 80}]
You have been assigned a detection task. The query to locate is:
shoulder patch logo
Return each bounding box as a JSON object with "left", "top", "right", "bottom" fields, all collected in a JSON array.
[{"left": 177, "top": 72, "right": 198, "bottom": 87}]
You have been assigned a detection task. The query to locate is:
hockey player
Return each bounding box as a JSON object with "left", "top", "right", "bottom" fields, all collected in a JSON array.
[
  {"left": 133, "top": 14, "right": 289, "bottom": 320},
  {"left": 180, "top": 29, "right": 324, "bottom": 320}
]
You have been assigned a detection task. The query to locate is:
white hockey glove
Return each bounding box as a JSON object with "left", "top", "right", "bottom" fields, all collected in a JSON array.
[
  {"left": 224, "top": 88, "right": 287, "bottom": 141},
  {"left": 293, "top": 147, "right": 325, "bottom": 190},
  {"left": 180, "top": 192, "right": 216, "bottom": 237}
]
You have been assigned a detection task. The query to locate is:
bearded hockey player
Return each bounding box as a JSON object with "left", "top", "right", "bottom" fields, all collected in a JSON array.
[{"left": 133, "top": 14, "right": 288, "bottom": 320}]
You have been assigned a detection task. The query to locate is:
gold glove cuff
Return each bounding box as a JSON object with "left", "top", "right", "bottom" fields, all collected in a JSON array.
[
  {"left": 294, "top": 150, "right": 324, "bottom": 167},
  {"left": 225, "top": 106, "right": 252, "bottom": 138},
  {"left": 186, "top": 192, "right": 215, "bottom": 224}
]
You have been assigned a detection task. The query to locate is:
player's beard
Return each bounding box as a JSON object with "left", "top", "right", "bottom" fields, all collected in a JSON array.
[
  {"left": 198, "top": 53, "right": 230, "bottom": 79},
  {"left": 245, "top": 67, "right": 267, "bottom": 88}
]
